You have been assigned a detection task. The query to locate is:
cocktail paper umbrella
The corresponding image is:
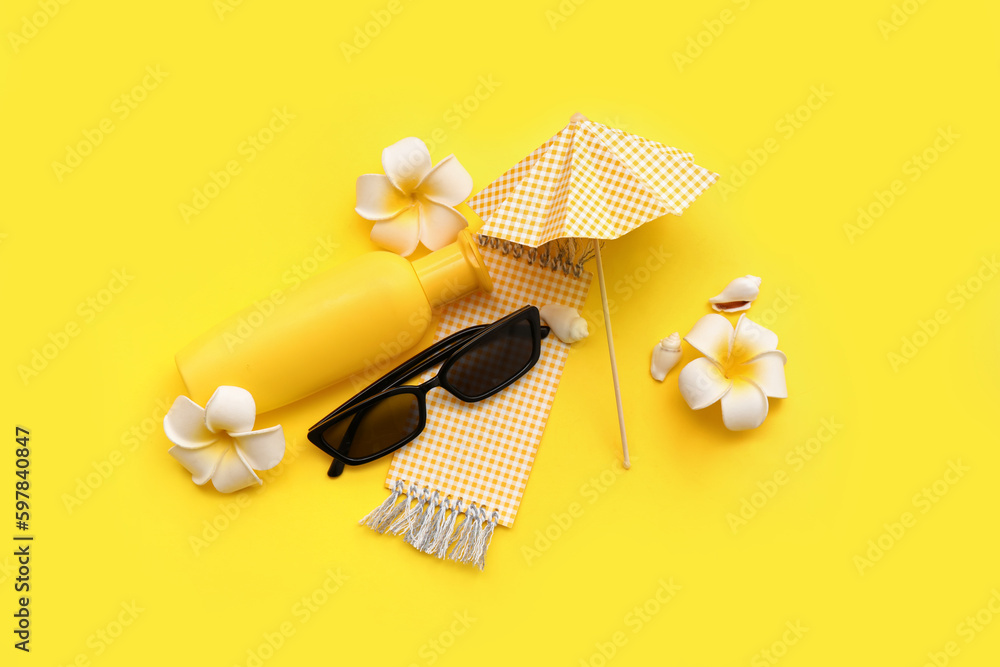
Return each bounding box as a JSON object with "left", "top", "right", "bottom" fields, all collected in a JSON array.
[{"left": 468, "top": 113, "right": 718, "bottom": 468}]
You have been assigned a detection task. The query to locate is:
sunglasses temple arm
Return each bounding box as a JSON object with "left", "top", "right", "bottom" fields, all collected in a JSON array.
[
  {"left": 327, "top": 458, "right": 345, "bottom": 477},
  {"left": 338, "top": 326, "right": 487, "bottom": 411},
  {"left": 343, "top": 318, "right": 548, "bottom": 416},
  {"left": 312, "top": 324, "right": 489, "bottom": 432},
  {"left": 326, "top": 321, "right": 546, "bottom": 423}
]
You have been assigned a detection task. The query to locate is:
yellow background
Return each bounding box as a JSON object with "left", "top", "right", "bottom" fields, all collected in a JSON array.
[{"left": 3, "top": 0, "right": 998, "bottom": 665}]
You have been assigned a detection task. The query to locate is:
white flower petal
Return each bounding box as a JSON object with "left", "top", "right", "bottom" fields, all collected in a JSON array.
[
  {"left": 720, "top": 378, "right": 769, "bottom": 431},
  {"left": 163, "top": 396, "right": 217, "bottom": 449},
  {"left": 204, "top": 386, "right": 256, "bottom": 434},
  {"left": 415, "top": 155, "right": 473, "bottom": 206},
  {"left": 382, "top": 137, "right": 432, "bottom": 193},
  {"left": 231, "top": 425, "right": 285, "bottom": 471},
  {"left": 678, "top": 357, "right": 733, "bottom": 410},
  {"left": 730, "top": 314, "right": 779, "bottom": 366},
  {"left": 169, "top": 441, "right": 229, "bottom": 485},
  {"left": 417, "top": 199, "right": 468, "bottom": 251},
  {"left": 370, "top": 206, "right": 421, "bottom": 256},
  {"left": 355, "top": 174, "right": 413, "bottom": 221},
  {"left": 211, "top": 446, "right": 261, "bottom": 493},
  {"left": 683, "top": 314, "right": 734, "bottom": 366},
  {"left": 737, "top": 350, "right": 787, "bottom": 398}
]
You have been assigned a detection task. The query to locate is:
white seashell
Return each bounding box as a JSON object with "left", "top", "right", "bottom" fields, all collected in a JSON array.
[
  {"left": 540, "top": 304, "right": 589, "bottom": 344},
  {"left": 650, "top": 333, "right": 682, "bottom": 381},
  {"left": 709, "top": 275, "right": 762, "bottom": 312}
]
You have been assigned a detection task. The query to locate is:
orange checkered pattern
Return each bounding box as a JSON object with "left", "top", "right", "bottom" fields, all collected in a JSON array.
[
  {"left": 468, "top": 118, "right": 719, "bottom": 247},
  {"left": 384, "top": 244, "right": 590, "bottom": 527}
]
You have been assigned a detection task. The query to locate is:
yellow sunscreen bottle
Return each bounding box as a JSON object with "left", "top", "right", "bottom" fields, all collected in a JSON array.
[{"left": 175, "top": 230, "right": 492, "bottom": 413}]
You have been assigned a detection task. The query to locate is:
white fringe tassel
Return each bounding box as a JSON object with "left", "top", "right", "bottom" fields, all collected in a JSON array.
[
  {"left": 359, "top": 480, "right": 403, "bottom": 533},
  {"left": 388, "top": 485, "right": 426, "bottom": 535},
  {"left": 405, "top": 490, "right": 440, "bottom": 547},
  {"left": 447, "top": 502, "right": 478, "bottom": 562},
  {"left": 359, "top": 484, "right": 500, "bottom": 570}
]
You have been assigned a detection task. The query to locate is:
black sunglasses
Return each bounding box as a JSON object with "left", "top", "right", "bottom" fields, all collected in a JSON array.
[{"left": 308, "top": 306, "right": 550, "bottom": 477}]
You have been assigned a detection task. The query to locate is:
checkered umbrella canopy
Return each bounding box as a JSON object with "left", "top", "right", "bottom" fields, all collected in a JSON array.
[
  {"left": 468, "top": 115, "right": 719, "bottom": 246},
  {"left": 468, "top": 114, "right": 719, "bottom": 469}
]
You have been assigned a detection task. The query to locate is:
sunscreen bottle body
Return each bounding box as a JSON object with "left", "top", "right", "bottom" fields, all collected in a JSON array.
[{"left": 175, "top": 230, "right": 492, "bottom": 413}]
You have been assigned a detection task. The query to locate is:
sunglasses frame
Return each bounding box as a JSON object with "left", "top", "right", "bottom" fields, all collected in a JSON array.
[{"left": 307, "top": 306, "right": 547, "bottom": 475}]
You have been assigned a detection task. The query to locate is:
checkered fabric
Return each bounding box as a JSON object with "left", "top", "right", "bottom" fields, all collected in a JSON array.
[
  {"left": 467, "top": 117, "right": 719, "bottom": 247},
  {"left": 384, "top": 243, "right": 590, "bottom": 527}
]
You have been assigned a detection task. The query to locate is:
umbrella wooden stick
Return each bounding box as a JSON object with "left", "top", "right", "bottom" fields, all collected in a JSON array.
[{"left": 592, "top": 239, "right": 631, "bottom": 470}]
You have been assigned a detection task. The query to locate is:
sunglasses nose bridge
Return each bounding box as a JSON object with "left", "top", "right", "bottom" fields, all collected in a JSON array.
[{"left": 419, "top": 375, "right": 443, "bottom": 393}]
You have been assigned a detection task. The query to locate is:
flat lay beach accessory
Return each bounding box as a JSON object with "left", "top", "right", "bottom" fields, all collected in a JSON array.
[
  {"left": 164, "top": 386, "right": 286, "bottom": 493},
  {"left": 174, "top": 230, "right": 492, "bottom": 414},
  {"left": 359, "top": 233, "right": 591, "bottom": 569},
  {"left": 356, "top": 137, "right": 475, "bottom": 256},
  {"left": 678, "top": 313, "right": 788, "bottom": 431},
  {"left": 468, "top": 112, "right": 719, "bottom": 468},
  {"left": 307, "top": 306, "right": 551, "bottom": 478}
]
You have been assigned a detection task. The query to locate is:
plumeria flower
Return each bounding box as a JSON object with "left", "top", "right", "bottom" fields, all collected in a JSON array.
[
  {"left": 678, "top": 314, "right": 787, "bottom": 431},
  {"left": 164, "top": 386, "right": 285, "bottom": 493},
  {"left": 356, "top": 137, "right": 474, "bottom": 256}
]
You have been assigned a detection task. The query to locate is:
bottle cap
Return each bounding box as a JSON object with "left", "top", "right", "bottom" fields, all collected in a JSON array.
[{"left": 412, "top": 229, "right": 493, "bottom": 308}]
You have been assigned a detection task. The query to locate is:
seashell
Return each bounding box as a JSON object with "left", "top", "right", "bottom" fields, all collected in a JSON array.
[
  {"left": 709, "top": 275, "right": 762, "bottom": 312},
  {"left": 540, "top": 304, "right": 589, "bottom": 344},
  {"left": 650, "top": 333, "right": 682, "bottom": 381}
]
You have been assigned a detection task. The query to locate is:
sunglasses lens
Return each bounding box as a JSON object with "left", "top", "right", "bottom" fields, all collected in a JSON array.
[
  {"left": 322, "top": 392, "right": 421, "bottom": 461},
  {"left": 444, "top": 316, "right": 535, "bottom": 399}
]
